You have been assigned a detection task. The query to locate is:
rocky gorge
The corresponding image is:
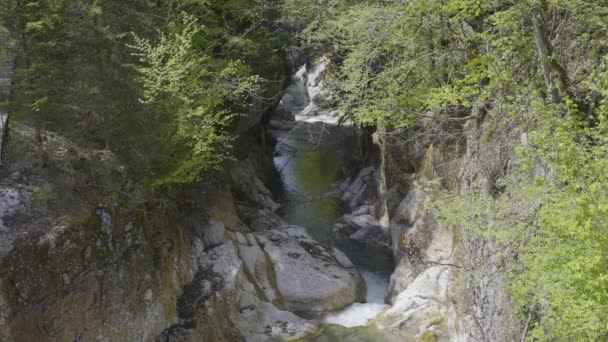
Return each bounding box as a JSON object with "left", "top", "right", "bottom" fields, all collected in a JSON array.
[{"left": 0, "top": 22, "right": 519, "bottom": 342}]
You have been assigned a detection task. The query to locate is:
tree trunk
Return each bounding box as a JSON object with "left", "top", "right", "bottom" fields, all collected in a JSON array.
[
  {"left": 532, "top": 3, "right": 560, "bottom": 103},
  {"left": 531, "top": 1, "right": 571, "bottom": 104},
  {"left": 374, "top": 126, "right": 390, "bottom": 233}
]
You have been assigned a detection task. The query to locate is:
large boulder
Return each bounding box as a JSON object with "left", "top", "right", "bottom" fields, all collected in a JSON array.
[{"left": 259, "top": 227, "right": 365, "bottom": 315}]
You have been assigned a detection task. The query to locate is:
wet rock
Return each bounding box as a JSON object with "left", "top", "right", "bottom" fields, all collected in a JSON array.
[
  {"left": 261, "top": 227, "right": 365, "bottom": 314},
  {"left": 273, "top": 100, "right": 296, "bottom": 121},
  {"left": 287, "top": 46, "right": 306, "bottom": 68},
  {"left": 339, "top": 177, "right": 352, "bottom": 192}
]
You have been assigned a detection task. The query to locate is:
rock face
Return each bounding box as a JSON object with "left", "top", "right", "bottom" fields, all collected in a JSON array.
[
  {"left": 380, "top": 266, "right": 452, "bottom": 339},
  {"left": 340, "top": 167, "right": 376, "bottom": 209},
  {"left": 236, "top": 205, "right": 286, "bottom": 232},
  {"left": 230, "top": 158, "right": 279, "bottom": 212},
  {"left": 261, "top": 226, "right": 365, "bottom": 315},
  {"left": 157, "top": 224, "right": 364, "bottom": 341},
  {"left": 352, "top": 125, "right": 520, "bottom": 341}
]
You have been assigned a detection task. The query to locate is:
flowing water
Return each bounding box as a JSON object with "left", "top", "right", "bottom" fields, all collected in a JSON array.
[{"left": 270, "top": 68, "right": 394, "bottom": 337}]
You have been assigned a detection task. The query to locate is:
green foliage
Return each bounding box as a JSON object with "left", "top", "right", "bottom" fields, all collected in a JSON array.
[
  {"left": 299, "top": 0, "right": 608, "bottom": 340},
  {"left": 130, "top": 14, "right": 261, "bottom": 186},
  {"left": 5, "top": 0, "right": 287, "bottom": 190}
]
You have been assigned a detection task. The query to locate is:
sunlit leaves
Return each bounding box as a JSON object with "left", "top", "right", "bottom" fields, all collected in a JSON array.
[{"left": 130, "top": 14, "right": 262, "bottom": 186}]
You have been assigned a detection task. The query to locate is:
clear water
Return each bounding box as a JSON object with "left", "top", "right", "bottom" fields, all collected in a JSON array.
[
  {"left": 270, "top": 69, "right": 396, "bottom": 339},
  {"left": 271, "top": 122, "right": 394, "bottom": 330}
]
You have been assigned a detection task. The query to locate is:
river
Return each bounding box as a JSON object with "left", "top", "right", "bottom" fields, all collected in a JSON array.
[{"left": 269, "top": 68, "right": 396, "bottom": 339}]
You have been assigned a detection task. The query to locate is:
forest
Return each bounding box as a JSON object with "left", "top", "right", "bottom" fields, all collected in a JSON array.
[{"left": 1, "top": 0, "right": 608, "bottom": 341}]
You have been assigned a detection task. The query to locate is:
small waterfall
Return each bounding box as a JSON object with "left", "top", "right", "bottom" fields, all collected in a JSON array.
[
  {"left": 322, "top": 271, "right": 390, "bottom": 328},
  {"left": 277, "top": 57, "right": 345, "bottom": 125},
  {"left": 294, "top": 64, "right": 307, "bottom": 84}
]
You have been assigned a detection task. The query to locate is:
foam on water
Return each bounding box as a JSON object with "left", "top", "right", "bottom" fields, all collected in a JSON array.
[
  {"left": 323, "top": 303, "right": 388, "bottom": 328},
  {"left": 323, "top": 270, "right": 390, "bottom": 328}
]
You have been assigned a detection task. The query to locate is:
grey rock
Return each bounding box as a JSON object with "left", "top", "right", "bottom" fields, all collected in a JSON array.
[
  {"left": 236, "top": 205, "right": 286, "bottom": 232},
  {"left": 344, "top": 214, "right": 381, "bottom": 231},
  {"left": 341, "top": 167, "right": 376, "bottom": 209},
  {"left": 377, "top": 266, "right": 452, "bottom": 340},
  {"left": 332, "top": 247, "right": 354, "bottom": 268},
  {"left": 202, "top": 219, "right": 225, "bottom": 248},
  {"left": 199, "top": 243, "right": 242, "bottom": 291},
  {"left": 386, "top": 255, "right": 423, "bottom": 304},
  {"left": 235, "top": 241, "right": 278, "bottom": 303},
  {"left": 231, "top": 159, "right": 279, "bottom": 211},
  {"left": 348, "top": 225, "right": 384, "bottom": 243},
  {"left": 392, "top": 190, "right": 425, "bottom": 227},
  {"left": 96, "top": 207, "right": 112, "bottom": 237},
  {"left": 0, "top": 187, "right": 31, "bottom": 219},
  {"left": 332, "top": 223, "right": 349, "bottom": 234},
  {"left": 351, "top": 205, "right": 375, "bottom": 217},
  {"left": 261, "top": 227, "right": 365, "bottom": 314},
  {"left": 287, "top": 46, "right": 306, "bottom": 68},
  {"left": 272, "top": 100, "right": 296, "bottom": 121}
]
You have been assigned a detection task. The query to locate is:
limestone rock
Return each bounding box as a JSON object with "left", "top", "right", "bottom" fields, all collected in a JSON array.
[
  {"left": 261, "top": 226, "right": 365, "bottom": 314},
  {"left": 377, "top": 266, "right": 452, "bottom": 341},
  {"left": 390, "top": 190, "right": 427, "bottom": 258},
  {"left": 386, "top": 255, "right": 424, "bottom": 304}
]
